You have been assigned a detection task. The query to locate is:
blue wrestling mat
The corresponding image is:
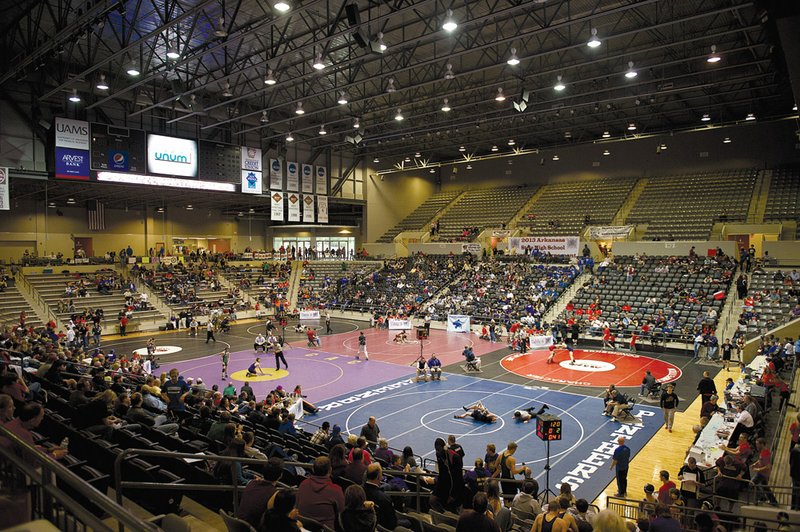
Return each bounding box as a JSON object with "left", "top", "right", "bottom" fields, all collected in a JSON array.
[{"left": 311, "top": 373, "right": 663, "bottom": 503}]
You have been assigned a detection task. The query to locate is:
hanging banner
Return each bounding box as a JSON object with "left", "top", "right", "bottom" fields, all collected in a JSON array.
[
  {"left": 301, "top": 164, "right": 313, "bottom": 193},
  {"left": 55, "top": 147, "right": 91, "bottom": 180},
  {"left": 0, "top": 167, "right": 9, "bottom": 211},
  {"left": 461, "top": 243, "right": 482, "bottom": 255},
  {"left": 508, "top": 236, "right": 580, "bottom": 255},
  {"left": 315, "top": 166, "right": 327, "bottom": 195},
  {"left": 241, "top": 146, "right": 262, "bottom": 172},
  {"left": 269, "top": 158, "right": 282, "bottom": 190},
  {"left": 317, "top": 195, "right": 329, "bottom": 223},
  {"left": 270, "top": 191, "right": 284, "bottom": 221},
  {"left": 447, "top": 314, "right": 471, "bottom": 333},
  {"left": 303, "top": 194, "right": 315, "bottom": 222},
  {"left": 287, "top": 193, "right": 301, "bottom": 222},
  {"left": 55, "top": 117, "right": 90, "bottom": 150},
  {"left": 287, "top": 161, "right": 299, "bottom": 191},
  {"left": 588, "top": 225, "right": 634, "bottom": 240},
  {"left": 241, "top": 170, "right": 263, "bottom": 194}
]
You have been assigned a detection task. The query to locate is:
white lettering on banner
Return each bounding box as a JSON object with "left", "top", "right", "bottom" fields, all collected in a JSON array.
[
  {"left": 55, "top": 118, "right": 90, "bottom": 150},
  {"left": 269, "top": 158, "right": 282, "bottom": 190},
  {"left": 461, "top": 243, "right": 482, "bottom": 255},
  {"left": 299, "top": 311, "right": 321, "bottom": 320},
  {"left": 388, "top": 319, "right": 412, "bottom": 330},
  {"left": 559, "top": 415, "right": 652, "bottom": 491},
  {"left": 301, "top": 164, "right": 313, "bottom": 193},
  {"left": 96, "top": 172, "right": 236, "bottom": 192},
  {"left": 242, "top": 253, "right": 254, "bottom": 259},
  {"left": 253, "top": 252, "right": 272, "bottom": 260},
  {"left": 287, "top": 193, "right": 301, "bottom": 222},
  {"left": 588, "top": 225, "right": 634, "bottom": 240},
  {"left": 509, "top": 236, "right": 580, "bottom": 256},
  {"left": 72, "top": 258, "right": 89, "bottom": 264},
  {"left": 447, "top": 315, "right": 471, "bottom": 333},
  {"left": 317, "top": 195, "right": 329, "bottom": 223},
  {"left": 319, "top": 379, "right": 415, "bottom": 411},
  {"left": 286, "top": 162, "right": 299, "bottom": 191},
  {"left": 0, "top": 167, "right": 9, "bottom": 211},
  {"left": 302, "top": 194, "right": 315, "bottom": 223}
]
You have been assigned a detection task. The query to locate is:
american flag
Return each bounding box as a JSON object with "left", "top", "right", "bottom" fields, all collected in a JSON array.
[{"left": 87, "top": 200, "right": 105, "bottom": 230}]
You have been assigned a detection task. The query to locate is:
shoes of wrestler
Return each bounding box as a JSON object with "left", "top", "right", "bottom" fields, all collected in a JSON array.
[
  {"left": 463, "top": 406, "right": 469, "bottom": 411},
  {"left": 356, "top": 356, "right": 360, "bottom": 360},
  {"left": 365, "top": 355, "right": 369, "bottom": 360},
  {"left": 454, "top": 415, "right": 460, "bottom": 419}
]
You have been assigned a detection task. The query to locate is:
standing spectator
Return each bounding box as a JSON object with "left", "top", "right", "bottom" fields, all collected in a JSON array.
[
  {"left": 751, "top": 437, "right": 778, "bottom": 505},
  {"left": 721, "top": 338, "right": 733, "bottom": 371},
  {"left": 656, "top": 471, "right": 676, "bottom": 505},
  {"left": 706, "top": 334, "right": 719, "bottom": 361},
  {"left": 206, "top": 320, "right": 216, "bottom": 343},
  {"left": 790, "top": 443, "right": 800, "bottom": 510},
  {"left": 677, "top": 456, "right": 704, "bottom": 508},
  {"left": 161, "top": 368, "right": 190, "bottom": 419},
  {"left": 609, "top": 436, "right": 631, "bottom": 497},
  {"left": 357, "top": 331, "right": 368, "bottom": 360},
  {"left": 693, "top": 333, "right": 705, "bottom": 360},
  {"left": 456, "top": 492, "right": 501, "bottom": 532},
  {"left": 696, "top": 371, "right": 716, "bottom": 405},
  {"left": 119, "top": 315, "right": 128, "bottom": 336},
  {"left": 660, "top": 384, "right": 679, "bottom": 433},
  {"left": 359, "top": 416, "right": 380, "bottom": 451},
  {"left": 296, "top": 457, "right": 345, "bottom": 530}
]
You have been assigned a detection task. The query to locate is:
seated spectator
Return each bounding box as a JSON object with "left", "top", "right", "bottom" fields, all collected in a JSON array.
[
  {"left": 214, "top": 437, "right": 259, "bottom": 486},
  {"left": 344, "top": 448, "right": 369, "bottom": 485},
  {"left": 573, "top": 498, "right": 596, "bottom": 530},
  {"left": 236, "top": 457, "right": 283, "bottom": 528},
  {"left": 339, "top": 484, "right": 377, "bottom": 532},
  {"left": 364, "top": 463, "right": 412, "bottom": 530},
  {"left": 374, "top": 438, "right": 395, "bottom": 465},
  {"left": 456, "top": 492, "right": 501, "bottom": 532},
  {"left": 260, "top": 490, "right": 302, "bottom": 532},
  {"left": 296, "top": 457, "right": 345, "bottom": 531},
  {"left": 594, "top": 509, "right": 629, "bottom": 532},
  {"left": 511, "top": 479, "right": 541, "bottom": 517},
  {"left": 649, "top": 503, "right": 681, "bottom": 532}
]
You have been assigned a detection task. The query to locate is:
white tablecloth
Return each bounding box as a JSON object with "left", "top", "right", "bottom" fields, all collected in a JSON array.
[{"left": 688, "top": 412, "right": 734, "bottom": 468}]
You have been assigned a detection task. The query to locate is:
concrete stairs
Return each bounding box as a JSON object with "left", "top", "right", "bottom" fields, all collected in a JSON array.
[
  {"left": 747, "top": 169, "right": 772, "bottom": 223},
  {"left": 423, "top": 190, "right": 466, "bottom": 238},
  {"left": 612, "top": 177, "right": 648, "bottom": 225},
  {"left": 287, "top": 261, "right": 303, "bottom": 311},
  {"left": 507, "top": 185, "right": 546, "bottom": 229},
  {"left": 542, "top": 271, "right": 593, "bottom": 323}
]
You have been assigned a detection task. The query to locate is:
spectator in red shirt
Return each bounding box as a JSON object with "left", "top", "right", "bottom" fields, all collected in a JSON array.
[
  {"left": 630, "top": 333, "right": 639, "bottom": 353},
  {"left": 296, "top": 457, "right": 345, "bottom": 530},
  {"left": 752, "top": 438, "right": 778, "bottom": 505},
  {"left": 657, "top": 470, "right": 676, "bottom": 505}
]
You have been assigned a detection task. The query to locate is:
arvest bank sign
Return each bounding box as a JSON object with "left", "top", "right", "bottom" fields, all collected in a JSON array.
[
  {"left": 54, "top": 118, "right": 89, "bottom": 150},
  {"left": 146, "top": 134, "right": 198, "bottom": 178}
]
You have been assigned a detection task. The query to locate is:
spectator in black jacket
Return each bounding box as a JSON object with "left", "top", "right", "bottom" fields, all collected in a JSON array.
[{"left": 364, "top": 463, "right": 412, "bottom": 530}]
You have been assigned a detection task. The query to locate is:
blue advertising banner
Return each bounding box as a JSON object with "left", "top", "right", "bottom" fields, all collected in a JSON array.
[
  {"left": 55, "top": 147, "right": 90, "bottom": 180},
  {"left": 108, "top": 150, "right": 130, "bottom": 171}
]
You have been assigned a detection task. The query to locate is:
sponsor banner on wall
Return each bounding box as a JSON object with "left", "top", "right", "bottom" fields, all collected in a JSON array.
[
  {"left": 302, "top": 194, "right": 315, "bottom": 222},
  {"left": 271, "top": 191, "right": 284, "bottom": 221},
  {"left": 241, "top": 170, "right": 263, "bottom": 194},
  {"left": 529, "top": 335, "right": 555, "bottom": 349},
  {"left": 447, "top": 315, "right": 471, "bottom": 333},
  {"left": 55, "top": 147, "right": 90, "bottom": 180},
  {"left": 269, "top": 158, "right": 282, "bottom": 190},
  {"left": 287, "top": 193, "right": 301, "bottom": 222},
  {"left": 315, "top": 166, "right": 327, "bottom": 195},
  {"left": 55, "top": 117, "right": 90, "bottom": 150},
  {"left": 301, "top": 164, "right": 313, "bottom": 193},
  {"left": 286, "top": 162, "right": 299, "bottom": 191},
  {"left": 317, "top": 195, "right": 329, "bottom": 223},
  {"left": 253, "top": 252, "right": 273, "bottom": 260},
  {"left": 108, "top": 150, "right": 129, "bottom": 171},
  {"left": 461, "top": 243, "right": 482, "bottom": 255},
  {"left": 241, "top": 146, "right": 262, "bottom": 172},
  {"left": 146, "top": 134, "right": 198, "bottom": 177},
  {"left": 388, "top": 319, "right": 412, "bottom": 330},
  {"left": 509, "top": 236, "right": 580, "bottom": 255},
  {"left": 0, "top": 167, "right": 9, "bottom": 210},
  {"left": 299, "top": 310, "right": 321, "bottom": 320},
  {"left": 588, "top": 225, "right": 634, "bottom": 240}
]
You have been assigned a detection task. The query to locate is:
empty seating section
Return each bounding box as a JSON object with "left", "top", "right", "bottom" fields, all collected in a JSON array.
[
  {"left": 297, "top": 260, "right": 382, "bottom": 308},
  {"left": 627, "top": 169, "right": 757, "bottom": 240},
  {"left": 764, "top": 167, "right": 800, "bottom": 222},
  {"left": 0, "top": 284, "right": 42, "bottom": 329},
  {"left": 518, "top": 178, "right": 637, "bottom": 236},
  {"left": 377, "top": 190, "right": 462, "bottom": 242},
  {"left": 427, "top": 260, "right": 579, "bottom": 323},
  {"left": 737, "top": 270, "right": 800, "bottom": 339},
  {"left": 564, "top": 254, "right": 736, "bottom": 343},
  {"left": 325, "top": 254, "right": 474, "bottom": 313},
  {"left": 25, "top": 269, "right": 164, "bottom": 329},
  {"left": 435, "top": 186, "right": 538, "bottom": 241},
  {"left": 137, "top": 263, "right": 245, "bottom": 313},
  {"left": 222, "top": 262, "right": 291, "bottom": 307}
]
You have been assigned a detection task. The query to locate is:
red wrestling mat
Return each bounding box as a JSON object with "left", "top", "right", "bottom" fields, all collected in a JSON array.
[{"left": 500, "top": 348, "right": 682, "bottom": 387}]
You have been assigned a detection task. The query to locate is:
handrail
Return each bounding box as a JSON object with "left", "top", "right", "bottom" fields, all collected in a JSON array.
[{"left": 0, "top": 424, "right": 159, "bottom": 532}]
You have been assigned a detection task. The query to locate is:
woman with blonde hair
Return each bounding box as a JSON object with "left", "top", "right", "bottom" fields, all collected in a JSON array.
[{"left": 592, "top": 509, "right": 628, "bottom": 532}]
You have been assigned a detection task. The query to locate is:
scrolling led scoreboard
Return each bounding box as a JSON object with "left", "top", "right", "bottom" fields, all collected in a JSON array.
[{"left": 536, "top": 414, "right": 562, "bottom": 441}]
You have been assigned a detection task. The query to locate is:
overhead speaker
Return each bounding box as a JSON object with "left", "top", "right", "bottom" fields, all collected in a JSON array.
[
  {"left": 352, "top": 29, "right": 369, "bottom": 48},
  {"left": 345, "top": 3, "right": 361, "bottom": 26}
]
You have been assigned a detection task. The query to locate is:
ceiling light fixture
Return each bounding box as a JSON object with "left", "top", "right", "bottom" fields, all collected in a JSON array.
[
  {"left": 214, "top": 17, "right": 228, "bottom": 38},
  {"left": 745, "top": 112, "right": 756, "bottom": 121},
  {"left": 48, "top": 202, "right": 56, "bottom": 208},
  {"left": 659, "top": 143, "right": 668, "bottom": 151},
  {"left": 507, "top": 139, "right": 515, "bottom": 146},
  {"left": 707, "top": 44, "right": 721, "bottom": 63},
  {"left": 318, "top": 124, "right": 327, "bottom": 135},
  {"left": 222, "top": 81, "right": 233, "bottom": 97},
  {"left": 429, "top": 168, "right": 436, "bottom": 174},
  {"left": 603, "top": 149, "right": 610, "bottom": 156},
  {"left": 444, "top": 63, "right": 454, "bottom": 80},
  {"left": 394, "top": 109, "right": 404, "bottom": 121},
  {"left": 723, "top": 137, "right": 732, "bottom": 144},
  {"left": 68, "top": 89, "right": 81, "bottom": 102},
  {"left": 554, "top": 75, "right": 565, "bottom": 91},
  {"left": 442, "top": 9, "right": 457, "bottom": 32},
  {"left": 353, "top": 118, "right": 360, "bottom": 129},
  {"left": 67, "top": 197, "right": 76, "bottom": 204},
  {"left": 404, "top": 156, "right": 411, "bottom": 162},
  {"left": 701, "top": 113, "right": 710, "bottom": 122},
  {"left": 274, "top": 0, "right": 291, "bottom": 12},
  {"left": 260, "top": 111, "right": 268, "bottom": 123},
  {"left": 625, "top": 61, "right": 637, "bottom": 79},
  {"left": 264, "top": 69, "right": 276, "bottom": 85},
  {"left": 386, "top": 77, "right": 396, "bottom": 93},
  {"left": 793, "top": 104, "right": 798, "bottom": 112},
  {"left": 466, "top": 164, "right": 472, "bottom": 170},
  {"left": 627, "top": 122, "right": 637, "bottom": 131},
  {"left": 295, "top": 102, "right": 305, "bottom": 115},
  {"left": 458, "top": 146, "right": 466, "bottom": 152},
  {"left": 337, "top": 91, "right": 349, "bottom": 105},
  {"left": 495, "top": 87, "right": 506, "bottom": 101},
  {"left": 507, "top": 48, "right": 520, "bottom": 66},
  {"left": 552, "top": 155, "right": 559, "bottom": 161},
  {"left": 377, "top": 32, "right": 387, "bottom": 52},
  {"left": 491, "top": 145, "right": 498, "bottom": 152},
  {"left": 312, "top": 53, "right": 326, "bottom": 70},
  {"left": 373, "top": 157, "right": 379, "bottom": 163},
  {"left": 441, "top": 98, "right": 451, "bottom": 112},
  {"left": 186, "top": 204, "right": 194, "bottom": 210},
  {"left": 602, "top": 131, "right": 611, "bottom": 138},
  {"left": 166, "top": 41, "right": 180, "bottom": 60},
  {"left": 96, "top": 74, "right": 109, "bottom": 90},
  {"left": 415, "top": 151, "right": 421, "bottom": 158},
  {"left": 285, "top": 132, "right": 294, "bottom": 142},
  {"left": 587, "top": 28, "right": 601, "bottom": 48},
  {"left": 126, "top": 65, "right": 140, "bottom": 76}
]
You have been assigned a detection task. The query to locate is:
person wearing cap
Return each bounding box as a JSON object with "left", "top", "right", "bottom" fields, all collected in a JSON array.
[{"left": 327, "top": 424, "right": 345, "bottom": 449}]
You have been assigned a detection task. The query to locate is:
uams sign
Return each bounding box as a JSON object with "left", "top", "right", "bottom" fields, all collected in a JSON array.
[
  {"left": 55, "top": 118, "right": 90, "bottom": 150},
  {"left": 146, "top": 134, "right": 198, "bottom": 178}
]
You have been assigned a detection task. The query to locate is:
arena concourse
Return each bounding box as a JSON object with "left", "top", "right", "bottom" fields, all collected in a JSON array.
[{"left": 1, "top": 1, "right": 800, "bottom": 531}]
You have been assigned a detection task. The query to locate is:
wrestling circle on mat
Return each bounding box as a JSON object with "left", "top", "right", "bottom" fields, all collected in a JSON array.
[
  {"left": 500, "top": 349, "right": 682, "bottom": 387},
  {"left": 229, "top": 368, "right": 289, "bottom": 382},
  {"left": 132, "top": 345, "right": 183, "bottom": 356}
]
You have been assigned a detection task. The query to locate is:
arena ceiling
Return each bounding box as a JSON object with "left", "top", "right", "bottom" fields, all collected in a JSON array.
[{"left": 1, "top": 0, "right": 798, "bottom": 169}]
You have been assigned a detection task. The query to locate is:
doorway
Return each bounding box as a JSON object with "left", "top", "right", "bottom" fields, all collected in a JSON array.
[{"left": 74, "top": 237, "right": 93, "bottom": 258}]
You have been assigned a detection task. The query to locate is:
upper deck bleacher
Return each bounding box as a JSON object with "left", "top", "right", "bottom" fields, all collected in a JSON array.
[
  {"left": 377, "top": 189, "right": 462, "bottom": 243},
  {"left": 435, "top": 185, "right": 537, "bottom": 242}
]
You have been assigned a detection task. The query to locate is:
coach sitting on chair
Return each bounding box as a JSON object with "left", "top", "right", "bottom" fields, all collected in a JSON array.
[
  {"left": 462, "top": 345, "right": 481, "bottom": 372},
  {"left": 604, "top": 389, "right": 631, "bottom": 418}
]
